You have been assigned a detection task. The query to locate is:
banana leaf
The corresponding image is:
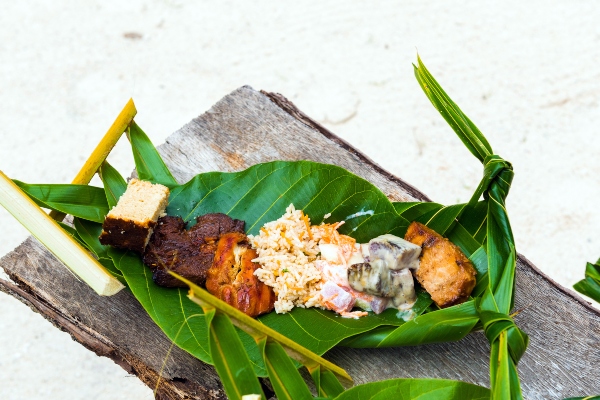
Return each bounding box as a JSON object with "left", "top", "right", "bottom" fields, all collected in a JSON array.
[{"left": 573, "top": 258, "right": 600, "bottom": 303}]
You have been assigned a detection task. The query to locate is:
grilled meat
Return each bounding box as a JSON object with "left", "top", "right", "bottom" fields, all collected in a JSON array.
[
  {"left": 206, "top": 232, "right": 275, "bottom": 317},
  {"left": 143, "top": 213, "right": 245, "bottom": 288},
  {"left": 404, "top": 221, "right": 476, "bottom": 308}
]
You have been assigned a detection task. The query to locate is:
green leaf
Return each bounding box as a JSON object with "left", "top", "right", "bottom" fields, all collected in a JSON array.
[
  {"left": 13, "top": 181, "right": 108, "bottom": 223},
  {"left": 73, "top": 218, "right": 110, "bottom": 259},
  {"left": 262, "top": 341, "right": 313, "bottom": 400},
  {"left": 208, "top": 312, "right": 265, "bottom": 400},
  {"left": 167, "top": 161, "right": 409, "bottom": 242},
  {"left": 176, "top": 272, "right": 352, "bottom": 383},
  {"left": 573, "top": 260, "right": 600, "bottom": 303},
  {"left": 414, "top": 55, "right": 493, "bottom": 163},
  {"left": 127, "top": 121, "right": 178, "bottom": 188},
  {"left": 57, "top": 221, "right": 87, "bottom": 249},
  {"left": 99, "top": 161, "right": 127, "bottom": 209},
  {"left": 332, "top": 378, "right": 490, "bottom": 400},
  {"left": 340, "top": 300, "right": 478, "bottom": 348},
  {"left": 415, "top": 58, "right": 525, "bottom": 399}
]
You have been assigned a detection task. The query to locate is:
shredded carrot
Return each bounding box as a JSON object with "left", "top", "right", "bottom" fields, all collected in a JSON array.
[
  {"left": 302, "top": 213, "right": 313, "bottom": 240},
  {"left": 281, "top": 231, "right": 293, "bottom": 246}
]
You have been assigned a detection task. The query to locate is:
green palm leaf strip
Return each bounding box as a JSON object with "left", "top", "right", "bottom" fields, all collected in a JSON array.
[
  {"left": 573, "top": 258, "right": 600, "bottom": 303},
  {"left": 206, "top": 310, "right": 265, "bottom": 399},
  {"left": 171, "top": 273, "right": 352, "bottom": 385},
  {"left": 127, "top": 121, "right": 178, "bottom": 188},
  {"left": 331, "top": 378, "right": 490, "bottom": 400},
  {"left": 415, "top": 56, "right": 528, "bottom": 399},
  {"left": 12, "top": 181, "right": 109, "bottom": 223},
  {"left": 260, "top": 339, "right": 313, "bottom": 400},
  {"left": 98, "top": 161, "right": 127, "bottom": 209}
]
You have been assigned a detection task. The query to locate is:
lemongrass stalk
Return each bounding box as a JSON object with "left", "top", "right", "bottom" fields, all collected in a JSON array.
[
  {"left": 0, "top": 170, "right": 124, "bottom": 296},
  {"left": 50, "top": 98, "right": 137, "bottom": 220},
  {"left": 171, "top": 272, "right": 353, "bottom": 386}
]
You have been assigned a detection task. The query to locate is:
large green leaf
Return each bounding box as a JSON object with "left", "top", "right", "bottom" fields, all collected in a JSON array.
[
  {"left": 333, "top": 378, "right": 490, "bottom": 400},
  {"left": 13, "top": 181, "right": 108, "bottom": 223},
  {"left": 167, "top": 161, "right": 409, "bottom": 242}
]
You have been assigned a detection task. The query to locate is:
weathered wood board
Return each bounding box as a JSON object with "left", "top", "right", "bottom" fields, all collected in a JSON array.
[{"left": 1, "top": 86, "right": 598, "bottom": 399}]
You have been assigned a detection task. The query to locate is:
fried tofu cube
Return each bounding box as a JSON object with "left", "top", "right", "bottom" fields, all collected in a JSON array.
[{"left": 404, "top": 221, "right": 476, "bottom": 308}]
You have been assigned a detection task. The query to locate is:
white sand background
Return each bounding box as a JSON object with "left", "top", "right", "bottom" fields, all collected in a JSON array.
[{"left": 1, "top": 1, "right": 599, "bottom": 398}]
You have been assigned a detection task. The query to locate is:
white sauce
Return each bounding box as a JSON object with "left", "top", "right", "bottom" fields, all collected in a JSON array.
[{"left": 345, "top": 209, "right": 374, "bottom": 220}]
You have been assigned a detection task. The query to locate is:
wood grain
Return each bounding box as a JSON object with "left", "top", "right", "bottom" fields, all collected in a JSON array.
[{"left": 1, "top": 86, "right": 599, "bottom": 399}]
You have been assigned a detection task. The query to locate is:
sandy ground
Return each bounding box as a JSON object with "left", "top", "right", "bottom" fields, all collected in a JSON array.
[{"left": 1, "top": 1, "right": 599, "bottom": 398}]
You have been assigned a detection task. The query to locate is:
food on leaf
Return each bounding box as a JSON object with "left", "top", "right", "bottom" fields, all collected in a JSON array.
[
  {"left": 367, "top": 234, "right": 421, "bottom": 271},
  {"left": 251, "top": 204, "right": 423, "bottom": 318},
  {"left": 99, "top": 178, "right": 169, "bottom": 253},
  {"left": 205, "top": 232, "right": 275, "bottom": 317},
  {"left": 404, "top": 221, "right": 477, "bottom": 308},
  {"left": 143, "top": 213, "right": 244, "bottom": 288}
]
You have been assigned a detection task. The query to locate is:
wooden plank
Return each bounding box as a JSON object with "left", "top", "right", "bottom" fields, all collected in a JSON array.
[{"left": 1, "top": 86, "right": 599, "bottom": 399}]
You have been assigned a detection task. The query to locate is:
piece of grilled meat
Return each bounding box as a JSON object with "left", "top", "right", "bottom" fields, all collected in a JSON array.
[
  {"left": 143, "top": 213, "right": 245, "bottom": 288},
  {"left": 404, "top": 221, "right": 476, "bottom": 308},
  {"left": 206, "top": 232, "right": 275, "bottom": 317}
]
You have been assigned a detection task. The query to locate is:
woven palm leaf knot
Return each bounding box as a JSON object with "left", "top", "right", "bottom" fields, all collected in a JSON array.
[
  {"left": 479, "top": 310, "right": 529, "bottom": 365},
  {"left": 469, "top": 154, "right": 513, "bottom": 206}
]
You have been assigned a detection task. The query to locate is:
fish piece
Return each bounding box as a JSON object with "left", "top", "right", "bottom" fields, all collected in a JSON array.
[
  {"left": 368, "top": 234, "right": 421, "bottom": 270},
  {"left": 316, "top": 259, "right": 389, "bottom": 314},
  {"left": 404, "top": 221, "right": 476, "bottom": 308},
  {"left": 320, "top": 281, "right": 355, "bottom": 313},
  {"left": 206, "top": 232, "right": 275, "bottom": 317}
]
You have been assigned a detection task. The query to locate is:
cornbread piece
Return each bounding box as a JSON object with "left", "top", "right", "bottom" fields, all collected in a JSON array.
[
  {"left": 99, "top": 179, "right": 170, "bottom": 253},
  {"left": 143, "top": 213, "right": 245, "bottom": 288},
  {"left": 404, "top": 221, "right": 477, "bottom": 308},
  {"left": 206, "top": 232, "right": 275, "bottom": 317}
]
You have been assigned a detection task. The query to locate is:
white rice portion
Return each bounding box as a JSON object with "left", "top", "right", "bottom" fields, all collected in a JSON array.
[{"left": 250, "top": 204, "right": 324, "bottom": 313}]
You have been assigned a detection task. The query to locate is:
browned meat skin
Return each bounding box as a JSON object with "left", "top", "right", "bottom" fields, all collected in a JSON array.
[
  {"left": 206, "top": 232, "right": 275, "bottom": 317},
  {"left": 404, "top": 221, "right": 477, "bottom": 308},
  {"left": 143, "top": 213, "right": 245, "bottom": 288}
]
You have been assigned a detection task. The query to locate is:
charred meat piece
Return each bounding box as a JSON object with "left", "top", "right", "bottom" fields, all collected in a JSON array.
[
  {"left": 404, "top": 221, "right": 476, "bottom": 308},
  {"left": 143, "top": 213, "right": 245, "bottom": 288},
  {"left": 206, "top": 232, "right": 275, "bottom": 317},
  {"left": 188, "top": 213, "right": 245, "bottom": 245}
]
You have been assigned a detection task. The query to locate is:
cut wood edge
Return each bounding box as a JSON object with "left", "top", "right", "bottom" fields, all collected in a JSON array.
[{"left": 516, "top": 252, "right": 600, "bottom": 316}]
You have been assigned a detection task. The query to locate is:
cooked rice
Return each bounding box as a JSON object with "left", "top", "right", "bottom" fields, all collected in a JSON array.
[{"left": 250, "top": 204, "right": 327, "bottom": 313}]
